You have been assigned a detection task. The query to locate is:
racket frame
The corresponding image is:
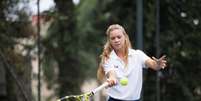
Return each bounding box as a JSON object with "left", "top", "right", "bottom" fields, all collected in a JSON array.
[{"left": 57, "top": 82, "right": 109, "bottom": 101}]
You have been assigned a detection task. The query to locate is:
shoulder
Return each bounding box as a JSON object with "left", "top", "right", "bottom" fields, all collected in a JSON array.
[
  {"left": 129, "top": 49, "right": 149, "bottom": 58},
  {"left": 128, "top": 48, "right": 143, "bottom": 55},
  {"left": 135, "top": 49, "right": 145, "bottom": 54}
]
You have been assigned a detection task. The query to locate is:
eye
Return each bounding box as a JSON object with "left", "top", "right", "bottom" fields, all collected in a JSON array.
[
  {"left": 110, "top": 37, "right": 115, "bottom": 40},
  {"left": 117, "top": 35, "right": 121, "bottom": 39}
]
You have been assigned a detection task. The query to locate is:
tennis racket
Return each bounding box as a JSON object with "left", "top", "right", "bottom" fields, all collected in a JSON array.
[{"left": 57, "top": 82, "right": 109, "bottom": 101}]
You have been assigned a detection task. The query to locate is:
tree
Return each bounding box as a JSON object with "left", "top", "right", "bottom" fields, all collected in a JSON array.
[
  {"left": 40, "top": 0, "right": 201, "bottom": 100},
  {"left": 41, "top": 0, "right": 83, "bottom": 98},
  {"left": 143, "top": 0, "right": 201, "bottom": 101},
  {"left": 0, "top": 0, "right": 33, "bottom": 101}
]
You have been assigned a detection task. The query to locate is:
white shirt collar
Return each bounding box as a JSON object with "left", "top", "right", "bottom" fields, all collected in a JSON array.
[{"left": 110, "top": 48, "right": 135, "bottom": 59}]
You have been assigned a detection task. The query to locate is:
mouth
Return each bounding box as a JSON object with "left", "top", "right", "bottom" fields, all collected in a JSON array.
[
  {"left": 115, "top": 42, "right": 120, "bottom": 45},
  {"left": 114, "top": 44, "right": 121, "bottom": 48},
  {"left": 114, "top": 44, "right": 120, "bottom": 46}
]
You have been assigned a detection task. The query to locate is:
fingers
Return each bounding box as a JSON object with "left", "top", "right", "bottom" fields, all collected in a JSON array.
[
  {"left": 107, "top": 78, "right": 117, "bottom": 87},
  {"left": 152, "top": 56, "right": 158, "bottom": 61},
  {"left": 159, "top": 55, "right": 166, "bottom": 60},
  {"left": 160, "top": 55, "right": 167, "bottom": 69},
  {"left": 152, "top": 55, "right": 167, "bottom": 69},
  {"left": 152, "top": 55, "right": 166, "bottom": 61},
  {"left": 161, "top": 61, "right": 167, "bottom": 69}
]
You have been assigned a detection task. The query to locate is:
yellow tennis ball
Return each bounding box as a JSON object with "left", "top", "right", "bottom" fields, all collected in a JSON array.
[{"left": 120, "top": 77, "right": 128, "bottom": 86}]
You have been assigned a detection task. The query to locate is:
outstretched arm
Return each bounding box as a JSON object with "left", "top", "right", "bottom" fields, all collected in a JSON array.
[{"left": 145, "top": 55, "right": 167, "bottom": 70}]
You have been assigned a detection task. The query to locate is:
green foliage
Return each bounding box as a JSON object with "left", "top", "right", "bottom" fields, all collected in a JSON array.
[
  {"left": 42, "top": 55, "right": 57, "bottom": 89},
  {"left": 143, "top": 0, "right": 201, "bottom": 101},
  {"left": 0, "top": 0, "right": 32, "bottom": 101},
  {"left": 41, "top": 0, "right": 201, "bottom": 100},
  {"left": 40, "top": 0, "right": 83, "bottom": 97}
]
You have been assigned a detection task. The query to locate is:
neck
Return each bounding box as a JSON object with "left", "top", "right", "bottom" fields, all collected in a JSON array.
[
  {"left": 115, "top": 49, "right": 128, "bottom": 68},
  {"left": 115, "top": 49, "right": 125, "bottom": 59}
]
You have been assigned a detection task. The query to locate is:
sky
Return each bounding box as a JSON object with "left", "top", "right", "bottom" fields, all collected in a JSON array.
[
  {"left": 29, "top": 0, "right": 55, "bottom": 14},
  {"left": 29, "top": 0, "right": 80, "bottom": 15}
]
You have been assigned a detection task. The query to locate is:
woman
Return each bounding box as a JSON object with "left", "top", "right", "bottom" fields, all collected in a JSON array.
[{"left": 97, "top": 24, "right": 167, "bottom": 101}]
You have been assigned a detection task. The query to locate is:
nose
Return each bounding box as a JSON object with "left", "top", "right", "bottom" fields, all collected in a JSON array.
[{"left": 114, "top": 37, "right": 119, "bottom": 42}]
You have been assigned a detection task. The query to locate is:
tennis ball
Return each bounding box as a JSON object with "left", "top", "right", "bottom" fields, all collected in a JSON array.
[{"left": 120, "top": 77, "right": 128, "bottom": 86}]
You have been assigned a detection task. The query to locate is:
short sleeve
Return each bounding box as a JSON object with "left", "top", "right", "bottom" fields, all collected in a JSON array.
[
  {"left": 102, "top": 58, "right": 115, "bottom": 75},
  {"left": 136, "top": 50, "right": 150, "bottom": 68}
]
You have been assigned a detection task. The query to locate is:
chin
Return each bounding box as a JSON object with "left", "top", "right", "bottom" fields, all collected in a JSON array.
[
  {"left": 112, "top": 45, "right": 123, "bottom": 51},
  {"left": 114, "top": 47, "right": 122, "bottom": 51}
]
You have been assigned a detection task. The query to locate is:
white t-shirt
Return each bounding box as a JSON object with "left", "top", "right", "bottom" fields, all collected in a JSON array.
[{"left": 103, "top": 49, "right": 150, "bottom": 100}]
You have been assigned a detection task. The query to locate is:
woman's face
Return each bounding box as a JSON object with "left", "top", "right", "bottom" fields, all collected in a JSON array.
[{"left": 109, "top": 29, "right": 125, "bottom": 51}]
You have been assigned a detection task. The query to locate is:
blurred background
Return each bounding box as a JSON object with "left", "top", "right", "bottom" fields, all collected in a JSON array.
[{"left": 0, "top": 0, "right": 201, "bottom": 101}]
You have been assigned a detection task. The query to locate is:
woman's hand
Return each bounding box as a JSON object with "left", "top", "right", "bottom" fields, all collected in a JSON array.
[
  {"left": 152, "top": 55, "right": 167, "bottom": 69},
  {"left": 106, "top": 70, "right": 117, "bottom": 87},
  {"left": 107, "top": 77, "right": 117, "bottom": 87},
  {"left": 146, "top": 55, "right": 167, "bottom": 70}
]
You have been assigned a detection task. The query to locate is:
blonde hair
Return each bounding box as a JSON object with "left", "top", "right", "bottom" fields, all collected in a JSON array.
[{"left": 97, "top": 24, "right": 132, "bottom": 81}]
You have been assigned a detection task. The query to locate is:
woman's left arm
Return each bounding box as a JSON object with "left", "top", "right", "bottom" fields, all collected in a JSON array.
[{"left": 145, "top": 55, "right": 167, "bottom": 71}]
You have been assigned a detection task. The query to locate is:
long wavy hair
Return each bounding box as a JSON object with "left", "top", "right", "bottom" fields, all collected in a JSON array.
[{"left": 97, "top": 24, "right": 132, "bottom": 81}]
